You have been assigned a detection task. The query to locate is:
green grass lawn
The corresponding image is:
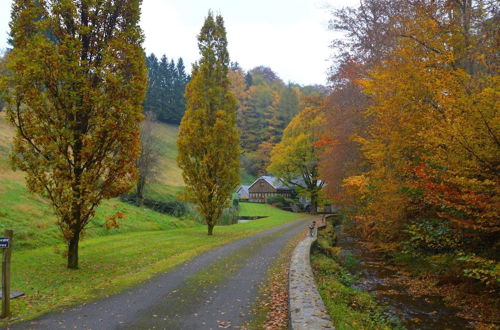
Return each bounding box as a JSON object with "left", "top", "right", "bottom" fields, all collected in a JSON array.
[
  {"left": 2, "top": 203, "right": 304, "bottom": 324},
  {"left": 0, "top": 178, "right": 198, "bottom": 251},
  {"left": 238, "top": 201, "right": 293, "bottom": 218}
]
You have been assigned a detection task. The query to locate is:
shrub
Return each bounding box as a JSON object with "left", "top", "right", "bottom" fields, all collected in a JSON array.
[
  {"left": 265, "top": 194, "right": 287, "bottom": 205},
  {"left": 311, "top": 253, "right": 356, "bottom": 286},
  {"left": 457, "top": 253, "right": 500, "bottom": 287},
  {"left": 121, "top": 194, "right": 187, "bottom": 217},
  {"left": 184, "top": 202, "right": 239, "bottom": 226},
  {"left": 265, "top": 194, "right": 297, "bottom": 210},
  {"left": 218, "top": 206, "right": 239, "bottom": 226},
  {"left": 403, "top": 218, "right": 462, "bottom": 255}
]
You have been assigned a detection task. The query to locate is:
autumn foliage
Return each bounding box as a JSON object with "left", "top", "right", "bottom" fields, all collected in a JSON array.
[
  {"left": 228, "top": 65, "right": 322, "bottom": 176},
  {"left": 320, "top": 0, "right": 499, "bottom": 286},
  {"left": 2, "top": 0, "right": 147, "bottom": 269},
  {"left": 268, "top": 96, "right": 327, "bottom": 213},
  {"left": 177, "top": 12, "right": 240, "bottom": 236}
]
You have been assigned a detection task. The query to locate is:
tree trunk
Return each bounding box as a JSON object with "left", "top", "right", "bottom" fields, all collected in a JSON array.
[
  {"left": 67, "top": 231, "right": 80, "bottom": 269},
  {"left": 207, "top": 223, "right": 215, "bottom": 236},
  {"left": 136, "top": 175, "right": 145, "bottom": 206},
  {"left": 310, "top": 191, "right": 318, "bottom": 215}
]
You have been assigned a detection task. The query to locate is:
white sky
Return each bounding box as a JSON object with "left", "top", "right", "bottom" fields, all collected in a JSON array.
[{"left": 0, "top": 0, "right": 359, "bottom": 85}]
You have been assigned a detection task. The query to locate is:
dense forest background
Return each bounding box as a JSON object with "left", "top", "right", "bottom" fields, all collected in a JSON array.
[
  {"left": 142, "top": 54, "right": 190, "bottom": 124},
  {"left": 139, "top": 53, "right": 325, "bottom": 177}
]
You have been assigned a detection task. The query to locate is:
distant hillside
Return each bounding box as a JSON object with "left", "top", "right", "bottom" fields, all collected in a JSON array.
[
  {"left": 149, "top": 121, "right": 184, "bottom": 186},
  {"left": 140, "top": 121, "right": 255, "bottom": 201},
  {"left": 229, "top": 65, "right": 326, "bottom": 177}
]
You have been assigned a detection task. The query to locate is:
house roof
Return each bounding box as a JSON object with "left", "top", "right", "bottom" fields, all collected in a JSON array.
[
  {"left": 290, "top": 177, "right": 324, "bottom": 187},
  {"left": 249, "top": 176, "right": 291, "bottom": 190},
  {"left": 237, "top": 185, "right": 250, "bottom": 193}
]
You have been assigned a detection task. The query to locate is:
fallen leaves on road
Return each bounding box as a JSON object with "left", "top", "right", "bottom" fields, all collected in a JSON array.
[
  {"left": 255, "top": 229, "right": 307, "bottom": 330},
  {"left": 217, "top": 320, "right": 232, "bottom": 328}
]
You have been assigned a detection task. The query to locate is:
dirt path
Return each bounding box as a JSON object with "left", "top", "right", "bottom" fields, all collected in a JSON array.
[{"left": 10, "top": 217, "right": 311, "bottom": 330}]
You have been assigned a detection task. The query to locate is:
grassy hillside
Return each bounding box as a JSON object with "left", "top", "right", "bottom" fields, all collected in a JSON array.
[
  {"left": 0, "top": 177, "right": 199, "bottom": 250},
  {"left": 149, "top": 121, "right": 184, "bottom": 187},
  {"left": 0, "top": 113, "right": 256, "bottom": 250},
  {"left": 0, "top": 115, "right": 192, "bottom": 250}
]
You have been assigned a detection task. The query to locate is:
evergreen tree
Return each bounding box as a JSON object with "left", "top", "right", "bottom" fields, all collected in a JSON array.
[
  {"left": 143, "top": 53, "right": 189, "bottom": 124},
  {"left": 177, "top": 11, "right": 239, "bottom": 236},
  {"left": 144, "top": 53, "right": 161, "bottom": 114},
  {"left": 173, "top": 58, "right": 188, "bottom": 122},
  {"left": 244, "top": 72, "right": 253, "bottom": 89},
  {"left": 158, "top": 55, "right": 171, "bottom": 121}
]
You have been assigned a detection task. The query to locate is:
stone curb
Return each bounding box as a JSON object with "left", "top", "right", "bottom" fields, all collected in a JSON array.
[{"left": 289, "top": 223, "right": 334, "bottom": 329}]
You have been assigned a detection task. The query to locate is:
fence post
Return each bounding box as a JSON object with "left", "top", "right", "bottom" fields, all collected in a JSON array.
[{"left": 1, "top": 229, "right": 13, "bottom": 319}]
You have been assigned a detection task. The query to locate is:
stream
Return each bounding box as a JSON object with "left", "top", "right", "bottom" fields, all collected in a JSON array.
[{"left": 336, "top": 226, "right": 473, "bottom": 329}]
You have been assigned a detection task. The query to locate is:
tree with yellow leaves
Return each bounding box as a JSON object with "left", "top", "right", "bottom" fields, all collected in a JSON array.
[
  {"left": 177, "top": 12, "right": 239, "bottom": 235},
  {"left": 268, "top": 96, "right": 326, "bottom": 213},
  {"left": 2, "top": 0, "right": 147, "bottom": 269},
  {"left": 356, "top": 0, "right": 499, "bottom": 237}
]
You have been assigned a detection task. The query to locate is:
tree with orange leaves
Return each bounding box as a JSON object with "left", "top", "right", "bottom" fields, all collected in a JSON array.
[{"left": 357, "top": 0, "right": 499, "bottom": 236}]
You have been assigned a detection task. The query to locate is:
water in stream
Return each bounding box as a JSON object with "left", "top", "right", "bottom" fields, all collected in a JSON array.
[{"left": 336, "top": 227, "right": 474, "bottom": 329}]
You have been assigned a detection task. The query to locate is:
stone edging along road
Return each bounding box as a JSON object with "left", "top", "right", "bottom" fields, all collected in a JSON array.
[{"left": 289, "top": 222, "right": 335, "bottom": 330}]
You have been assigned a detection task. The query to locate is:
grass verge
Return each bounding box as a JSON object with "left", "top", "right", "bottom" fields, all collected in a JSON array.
[{"left": 1, "top": 203, "right": 303, "bottom": 325}]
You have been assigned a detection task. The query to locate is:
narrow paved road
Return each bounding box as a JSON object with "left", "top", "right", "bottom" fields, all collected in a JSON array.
[{"left": 11, "top": 217, "right": 311, "bottom": 330}]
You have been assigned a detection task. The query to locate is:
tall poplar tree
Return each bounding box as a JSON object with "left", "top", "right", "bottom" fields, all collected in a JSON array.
[
  {"left": 177, "top": 12, "right": 239, "bottom": 235},
  {"left": 2, "top": 0, "right": 147, "bottom": 269}
]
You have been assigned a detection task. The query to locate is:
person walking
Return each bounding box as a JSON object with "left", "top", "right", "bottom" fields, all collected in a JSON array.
[{"left": 309, "top": 220, "right": 317, "bottom": 237}]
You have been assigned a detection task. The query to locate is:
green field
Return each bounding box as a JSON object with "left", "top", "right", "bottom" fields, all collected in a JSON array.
[{"left": 239, "top": 201, "right": 291, "bottom": 218}]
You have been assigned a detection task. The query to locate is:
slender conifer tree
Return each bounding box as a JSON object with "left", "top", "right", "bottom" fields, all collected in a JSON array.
[{"left": 177, "top": 11, "right": 239, "bottom": 235}]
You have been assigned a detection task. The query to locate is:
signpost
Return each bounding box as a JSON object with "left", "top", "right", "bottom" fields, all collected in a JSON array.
[
  {"left": 0, "top": 238, "right": 9, "bottom": 249},
  {"left": 1, "top": 230, "right": 13, "bottom": 319}
]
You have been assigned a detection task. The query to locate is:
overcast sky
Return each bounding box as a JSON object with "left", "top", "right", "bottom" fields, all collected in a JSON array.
[{"left": 0, "top": 0, "right": 359, "bottom": 85}]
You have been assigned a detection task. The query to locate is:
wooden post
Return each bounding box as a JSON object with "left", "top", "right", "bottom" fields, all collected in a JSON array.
[{"left": 1, "top": 229, "right": 13, "bottom": 319}]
